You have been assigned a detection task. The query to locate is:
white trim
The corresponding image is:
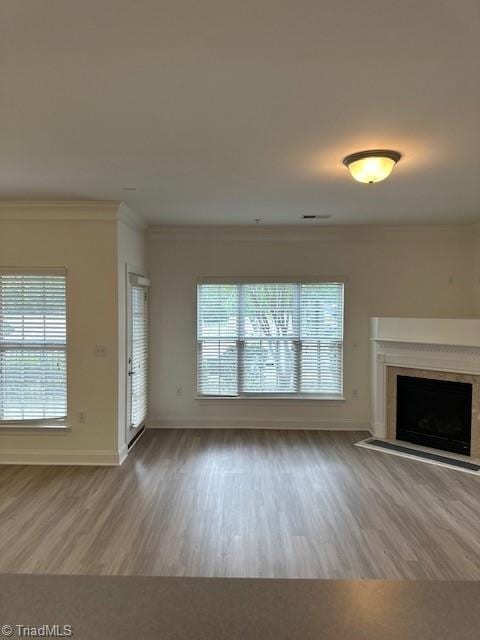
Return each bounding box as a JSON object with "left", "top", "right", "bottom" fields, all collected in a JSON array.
[
  {"left": 118, "top": 445, "right": 129, "bottom": 465},
  {"left": 0, "top": 266, "right": 67, "bottom": 276},
  {"left": 0, "top": 201, "right": 147, "bottom": 227},
  {"left": 147, "top": 417, "right": 369, "bottom": 430},
  {"left": 0, "top": 449, "right": 124, "bottom": 466},
  {"left": 148, "top": 223, "right": 474, "bottom": 243},
  {"left": 198, "top": 275, "right": 347, "bottom": 285},
  {"left": 371, "top": 317, "right": 480, "bottom": 349},
  {"left": 196, "top": 395, "right": 345, "bottom": 402},
  {"left": 126, "top": 425, "right": 146, "bottom": 453},
  {"left": 129, "top": 273, "right": 151, "bottom": 287},
  {"left": 0, "top": 423, "right": 68, "bottom": 431},
  {"left": 355, "top": 438, "right": 480, "bottom": 476},
  {"left": 117, "top": 203, "right": 147, "bottom": 231},
  {"left": 371, "top": 335, "right": 480, "bottom": 438},
  {"left": 0, "top": 201, "right": 120, "bottom": 221}
]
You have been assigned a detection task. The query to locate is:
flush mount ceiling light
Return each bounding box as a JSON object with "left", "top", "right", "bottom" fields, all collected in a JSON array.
[{"left": 343, "top": 149, "right": 401, "bottom": 184}]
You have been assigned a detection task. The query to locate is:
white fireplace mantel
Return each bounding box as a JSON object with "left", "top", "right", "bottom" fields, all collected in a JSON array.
[{"left": 371, "top": 317, "right": 480, "bottom": 437}]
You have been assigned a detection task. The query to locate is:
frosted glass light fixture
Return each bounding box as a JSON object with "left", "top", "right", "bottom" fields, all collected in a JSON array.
[{"left": 343, "top": 149, "right": 401, "bottom": 184}]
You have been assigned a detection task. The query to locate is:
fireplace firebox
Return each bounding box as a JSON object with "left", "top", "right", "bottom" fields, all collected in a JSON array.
[{"left": 396, "top": 375, "right": 472, "bottom": 455}]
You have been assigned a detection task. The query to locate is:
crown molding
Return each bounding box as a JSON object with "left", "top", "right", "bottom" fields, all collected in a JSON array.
[
  {"left": 0, "top": 200, "right": 121, "bottom": 221},
  {"left": 147, "top": 222, "right": 476, "bottom": 243},
  {"left": 117, "top": 203, "right": 147, "bottom": 232}
]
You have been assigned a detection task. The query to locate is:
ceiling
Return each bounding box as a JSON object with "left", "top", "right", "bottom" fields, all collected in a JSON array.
[{"left": 1, "top": 0, "right": 479, "bottom": 226}]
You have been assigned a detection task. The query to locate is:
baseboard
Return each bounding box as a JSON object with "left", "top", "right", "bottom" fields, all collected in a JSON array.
[
  {"left": 118, "top": 445, "right": 129, "bottom": 465},
  {"left": 0, "top": 449, "right": 125, "bottom": 466},
  {"left": 147, "top": 417, "right": 370, "bottom": 430},
  {"left": 370, "top": 422, "right": 385, "bottom": 437}
]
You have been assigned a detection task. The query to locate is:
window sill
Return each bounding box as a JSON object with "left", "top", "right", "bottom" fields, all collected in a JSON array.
[
  {"left": 196, "top": 395, "right": 345, "bottom": 403},
  {"left": 0, "top": 424, "right": 70, "bottom": 434}
]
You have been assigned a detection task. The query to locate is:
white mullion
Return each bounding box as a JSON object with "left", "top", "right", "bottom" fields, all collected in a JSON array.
[
  {"left": 295, "top": 283, "right": 301, "bottom": 393},
  {"left": 238, "top": 283, "right": 245, "bottom": 396},
  {"left": 197, "top": 340, "right": 203, "bottom": 394},
  {"left": 0, "top": 278, "right": 4, "bottom": 418}
]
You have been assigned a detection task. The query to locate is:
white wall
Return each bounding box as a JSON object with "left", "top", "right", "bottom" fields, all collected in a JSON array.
[
  {"left": 116, "top": 206, "right": 147, "bottom": 454},
  {"left": 147, "top": 225, "right": 476, "bottom": 430},
  {"left": 0, "top": 204, "right": 120, "bottom": 463}
]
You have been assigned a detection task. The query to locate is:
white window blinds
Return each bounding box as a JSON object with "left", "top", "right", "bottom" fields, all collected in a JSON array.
[
  {"left": 197, "top": 281, "right": 344, "bottom": 397},
  {"left": 130, "top": 284, "right": 148, "bottom": 428},
  {"left": 0, "top": 272, "right": 67, "bottom": 422}
]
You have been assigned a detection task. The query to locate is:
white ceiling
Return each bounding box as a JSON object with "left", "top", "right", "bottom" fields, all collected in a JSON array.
[{"left": 1, "top": 0, "right": 479, "bottom": 226}]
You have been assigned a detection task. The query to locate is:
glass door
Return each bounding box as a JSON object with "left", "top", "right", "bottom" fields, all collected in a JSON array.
[{"left": 127, "top": 277, "right": 149, "bottom": 443}]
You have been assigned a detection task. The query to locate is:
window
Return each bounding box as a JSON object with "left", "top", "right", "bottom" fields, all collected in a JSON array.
[
  {"left": 197, "top": 281, "right": 344, "bottom": 398},
  {"left": 0, "top": 271, "right": 67, "bottom": 423}
]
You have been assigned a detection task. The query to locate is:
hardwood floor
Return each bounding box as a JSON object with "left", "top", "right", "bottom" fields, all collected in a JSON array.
[{"left": 1, "top": 429, "right": 480, "bottom": 579}]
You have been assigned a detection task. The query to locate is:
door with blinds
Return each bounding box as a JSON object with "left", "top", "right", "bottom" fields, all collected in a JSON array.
[{"left": 127, "top": 273, "right": 149, "bottom": 443}]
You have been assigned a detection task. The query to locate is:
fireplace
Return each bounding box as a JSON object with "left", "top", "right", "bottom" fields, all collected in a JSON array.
[
  {"left": 396, "top": 375, "right": 472, "bottom": 455},
  {"left": 372, "top": 317, "right": 480, "bottom": 458}
]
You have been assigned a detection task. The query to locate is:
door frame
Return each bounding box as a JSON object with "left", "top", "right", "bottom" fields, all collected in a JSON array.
[{"left": 125, "top": 265, "right": 150, "bottom": 446}]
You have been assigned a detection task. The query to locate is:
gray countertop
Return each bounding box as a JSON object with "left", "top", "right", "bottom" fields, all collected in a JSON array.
[{"left": 0, "top": 574, "right": 478, "bottom": 639}]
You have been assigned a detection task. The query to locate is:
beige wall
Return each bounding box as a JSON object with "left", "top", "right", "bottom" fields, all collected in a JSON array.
[
  {"left": 0, "top": 208, "right": 120, "bottom": 463},
  {"left": 473, "top": 229, "right": 480, "bottom": 315},
  {"left": 147, "top": 225, "right": 476, "bottom": 429},
  {"left": 117, "top": 209, "right": 147, "bottom": 453},
  {"left": 0, "top": 212, "right": 476, "bottom": 463}
]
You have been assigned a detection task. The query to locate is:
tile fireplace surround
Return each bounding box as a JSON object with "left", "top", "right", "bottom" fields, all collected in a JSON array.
[{"left": 371, "top": 318, "right": 480, "bottom": 459}]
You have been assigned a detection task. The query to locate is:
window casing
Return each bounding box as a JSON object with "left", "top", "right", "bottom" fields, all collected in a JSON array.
[
  {"left": 0, "top": 271, "right": 67, "bottom": 423},
  {"left": 197, "top": 281, "right": 344, "bottom": 398}
]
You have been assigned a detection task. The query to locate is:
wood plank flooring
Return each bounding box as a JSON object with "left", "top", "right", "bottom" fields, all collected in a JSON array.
[{"left": 1, "top": 429, "right": 480, "bottom": 579}]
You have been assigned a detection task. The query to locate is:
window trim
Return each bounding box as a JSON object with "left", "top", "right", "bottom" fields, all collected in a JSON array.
[
  {"left": 196, "top": 277, "right": 346, "bottom": 400},
  {"left": 0, "top": 267, "right": 69, "bottom": 428},
  {"left": 195, "top": 395, "right": 346, "bottom": 403},
  {"left": 0, "top": 422, "right": 70, "bottom": 433}
]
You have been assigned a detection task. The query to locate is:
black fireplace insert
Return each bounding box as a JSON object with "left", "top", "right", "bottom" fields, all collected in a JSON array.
[{"left": 396, "top": 375, "right": 472, "bottom": 455}]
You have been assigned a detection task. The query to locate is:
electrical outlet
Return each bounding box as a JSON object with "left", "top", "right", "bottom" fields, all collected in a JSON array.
[
  {"left": 78, "top": 411, "right": 87, "bottom": 424},
  {"left": 95, "top": 345, "right": 107, "bottom": 357},
  {"left": 176, "top": 386, "right": 183, "bottom": 397}
]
